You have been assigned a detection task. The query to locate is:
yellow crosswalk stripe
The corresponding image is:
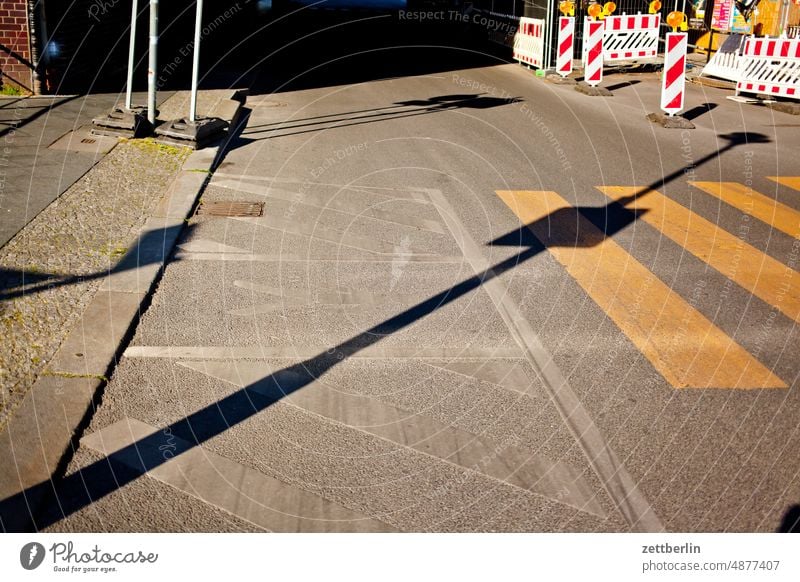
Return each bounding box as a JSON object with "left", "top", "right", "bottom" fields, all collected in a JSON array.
[
  {"left": 767, "top": 176, "right": 800, "bottom": 192},
  {"left": 599, "top": 186, "right": 800, "bottom": 325},
  {"left": 689, "top": 181, "right": 800, "bottom": 239},
  {"left": 496, "top": 190, "right": 786, "bottom": 389}
]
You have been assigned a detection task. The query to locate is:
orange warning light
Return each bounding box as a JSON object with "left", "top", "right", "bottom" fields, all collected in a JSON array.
[
  {"left": 649, "top": 0, "right": 662, "bottom": 13},
  {"left": 603, "top": 2, "right": 617, "bottom": 14},
  {"left": 666, "top": 10, "right": 687, "bottom": 32},
  {"left": 559, "top": 1, "right": 575, "bottom": 15},
  {"left": 588, "top": 3, "right": 603, "bottom": 19}
]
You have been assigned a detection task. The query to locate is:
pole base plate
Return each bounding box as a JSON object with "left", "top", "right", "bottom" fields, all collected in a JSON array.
[
  {"left": 154, "top": 117, "right": 229, "bottom": 149},
  {"left": 91, "top": 107, "right": 152, "bottom": 138}
]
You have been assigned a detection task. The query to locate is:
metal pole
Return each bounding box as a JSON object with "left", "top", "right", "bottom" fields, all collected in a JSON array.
[
  {"left": 779, "top": 0, "right": 789, "bottom": 35},
  {"left": 125, "top": 0, "right": 138, "bottom": 110},
  {"left": 147, "top": 0, "right": 158, "bottom": 125},
  {"left": 189, "top": 0, "right": 203, "bottom": 123}
]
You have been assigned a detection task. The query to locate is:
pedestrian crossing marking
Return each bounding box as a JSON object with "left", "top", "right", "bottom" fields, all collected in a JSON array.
[
  {"left": 496, "top": 190, "right": 786, "bottom": 389},
  {"left": 599, "top": 186, "right": 800, "bottom": 324},
  {"left": 767, "top": 176, "right": 800, "bottom": 193},
  {"left": 689, "top": 181, "right": 800, "bottom": 239}
]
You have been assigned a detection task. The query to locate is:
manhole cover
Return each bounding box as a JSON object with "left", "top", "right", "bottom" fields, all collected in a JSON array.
[{"left": 196, "top": 201, "right": 264, "bottom": 217}]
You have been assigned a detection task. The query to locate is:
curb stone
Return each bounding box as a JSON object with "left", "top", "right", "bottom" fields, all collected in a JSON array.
[{"left": 0, "top": 90, "right": 247, "bottom": 532}]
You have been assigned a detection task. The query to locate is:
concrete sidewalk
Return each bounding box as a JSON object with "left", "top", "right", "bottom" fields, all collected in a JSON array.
[
  {"left": 0, "top": 89, "right": 245, "bottom": 532},
  {"left": 0, "top": 92, "right": 185, "bottom": 248}
]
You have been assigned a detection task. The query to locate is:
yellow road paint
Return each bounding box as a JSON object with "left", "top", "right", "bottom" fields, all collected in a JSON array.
[
  {"left": 767, "top": 176, "right": 800, "bottom": 193},
  {"left": 496, "top": 190, "right": 786, "bottom": 389},
  {"left": 600, "top": 186, "right": 800, "bottom": 325},
  {"left": 690, "top": 181, "right": 800, "bottom": 239}
]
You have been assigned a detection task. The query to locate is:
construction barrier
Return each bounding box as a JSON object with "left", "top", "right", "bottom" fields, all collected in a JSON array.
[
  {"left": 557, "top": 17, "right": 575, "bottom": 77},
  {"left": 661, "top": 32, "right": 688, "bottom": 115},
  {"left": 701, "top": 34, "right": 747, "bottom": 82},
  {"left": 583, "top": 18, "right": 604, "bottom": 86},
  {"left": 513, "top": 17, "right": 546, "bottom": 68},
  {"left": 603, "top": 13, "right": 661, "bottom": 63},
  {"left": 736, "top": 37, "right": 800, "bottom": 101}
]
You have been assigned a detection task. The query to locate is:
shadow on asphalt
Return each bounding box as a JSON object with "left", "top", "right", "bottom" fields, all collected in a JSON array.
[
  {"left": 228, "top": 93, "right": 522, "bottom": 144},
  {"left": 603, "top": 80, "right": 642, "bottom": 93},
  {"left": 682, "top": 103, "right": 719, "bottom": 122},
  {"left": 778, "top": 505, "right": 800, "bottom": 532},
  {"left": 0, "top": 133, "right": 770, "bottom": 531}
]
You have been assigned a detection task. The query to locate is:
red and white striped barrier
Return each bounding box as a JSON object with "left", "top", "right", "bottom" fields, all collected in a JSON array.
[
  {"left": 736, "top": 37, "right": 800, "bottom": 101},
  {"left": 582, "top": 19, "right": 604, "bottom": 87},
  {"left": 661, "top": 32, "right": 688, "bottom": 115},
  {"left": 513, "top": 17, "right": 546, "bottom": 69},
  {"left": 603, "top": 13, "right": 660, "bottom": 63},
  {"left": 557, "top": 17, "right": 575, "bottom": 78}
]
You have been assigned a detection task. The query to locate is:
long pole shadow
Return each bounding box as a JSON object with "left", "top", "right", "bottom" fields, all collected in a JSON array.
[
  {"left": 237, "top": 94, "right": 523, "bottom": 143},
  {"left": 0, "top": 131, "right": 766, "bottom": 531}
]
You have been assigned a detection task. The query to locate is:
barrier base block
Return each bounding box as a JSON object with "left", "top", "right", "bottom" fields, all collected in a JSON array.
[
  {"left": 154, "top": 117, "right": 228, "bottom": 149},
  {"left": 91, "top": 106, "right": 152, "bottom": 138},
  {"left": 575, "top": 82, "right": 612, "bottom": 97},
  {"left": 647, "top": 112, "right": 695, "bottom": 129}
]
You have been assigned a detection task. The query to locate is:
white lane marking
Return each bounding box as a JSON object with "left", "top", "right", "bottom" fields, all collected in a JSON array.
[
  {"left": 124, "top": 346, "right": 525, "bottom": 360},
  {"left": 175, "top": 252, "right": 464, "bottom": 263},
  {"left": 210, "top": 179, "right": 445, "bottom": 234},
  {"left": 210, "top": 173, "right": 429, "bottom": 201},
  {"left": 177, "top": 239, "right": 252, "bottom": 254},
  {"left": 229, "top": 215, "right": 440, "bottom": 257},
  {"left": 426, "top": 187, "right": 664, "bottom": 532},
  {"left": 232, "top": 280, "right": 424, "bottom": 306}
]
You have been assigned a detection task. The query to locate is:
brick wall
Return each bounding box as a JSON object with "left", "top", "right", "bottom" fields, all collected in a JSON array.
[{"left": 0, "top": 1, "right": 33, "bottom": 92}]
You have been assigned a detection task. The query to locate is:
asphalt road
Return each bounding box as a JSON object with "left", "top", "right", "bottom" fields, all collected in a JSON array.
[{"left": 26, "top": 21, "right": 800, "bottom": 532}]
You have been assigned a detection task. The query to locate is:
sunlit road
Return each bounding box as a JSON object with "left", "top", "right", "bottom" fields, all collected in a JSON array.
[{"left": 28, "top": 23, "right": 800, "bottom": 532}]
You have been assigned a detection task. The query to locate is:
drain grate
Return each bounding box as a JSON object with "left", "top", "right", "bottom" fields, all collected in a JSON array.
[
  {"left": 196, "top": 201, "right": 264, "bottom": 217},
  {"left": 80, "top": 138, "right": 96, "bottom": 144}
]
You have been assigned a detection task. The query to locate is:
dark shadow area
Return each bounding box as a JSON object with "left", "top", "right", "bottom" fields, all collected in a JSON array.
[
  {"left": 603, "top": 80, "right": 642, "bottom": 92},
  {"left": 0, "top": 132, "right": 769, "bottom": 531},
  {"left": 232, "top": 93, "right": 522, "bottom": 143},
  {"left": 38, "top": 2, "right": 510, "bottom": 96},
  {"left": 0, "top": 223, "right": 192, "bottom": 302},
  {"left": 682, "top": 102, "right": 718, "bottom": 122},
  {"left": 239, "top": 14, "right": 512, "bottom": 96},
  {"left": 778, "top": 505, "right": 800, "bottom": 532}
]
